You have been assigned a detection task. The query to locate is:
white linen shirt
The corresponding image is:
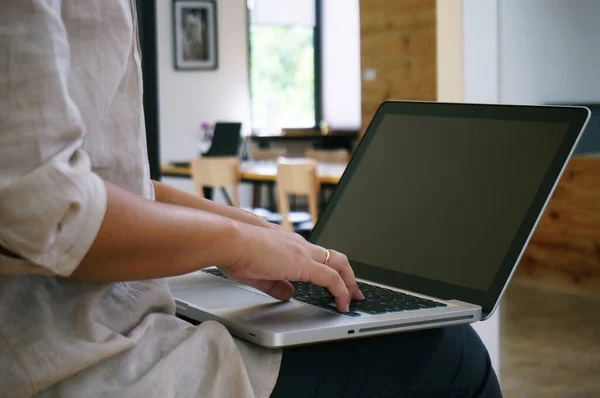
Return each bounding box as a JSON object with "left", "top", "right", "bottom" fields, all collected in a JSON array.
[{"left": 0, "top": 1, "right": 281, "bottom": 397}]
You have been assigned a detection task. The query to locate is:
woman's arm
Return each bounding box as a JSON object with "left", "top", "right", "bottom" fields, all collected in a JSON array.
[
  {"left": 73, "top": 181, "right": 360, "bottom": 309},
  {"left": 3, "top": 180, "right": 281, "bottom": 280},
  {"left": 71, "top": 181, "right": 243, "bottom": 281},
  {"left": 152, "top": 180, "right": 279, "bottom": 229}
]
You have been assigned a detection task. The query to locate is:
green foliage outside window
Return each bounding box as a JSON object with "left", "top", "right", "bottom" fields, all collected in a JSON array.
[{"left": 250, "top": 25, "right": 315, "bottom": 130}]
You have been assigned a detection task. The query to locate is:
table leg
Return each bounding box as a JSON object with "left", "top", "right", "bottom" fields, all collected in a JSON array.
[
  {"left": 268, "top": 184, "right": 277, "bottom": 212},
  {"left": 221, "top": 187, "right": 233, "bottom": 206},
  {"left": 319, "top": 189, "right": 327, "bottom": 212},
  {"left": 290, "top": 194, "right": 297, "bottom": 211},
  {"left": 252, "top": 183, "right": 262, "bottom": 208},
  {"left": 203, "top": 187, "right": 213, "bottom": 200}
]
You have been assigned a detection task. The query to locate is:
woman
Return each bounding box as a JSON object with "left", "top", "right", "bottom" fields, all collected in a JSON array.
[{"left": 0, "top": 1, "right": 501, "bottom": 397}]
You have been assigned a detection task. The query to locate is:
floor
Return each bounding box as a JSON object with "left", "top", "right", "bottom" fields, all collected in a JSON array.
[{"left": 499, "top": 279, "right": 600, "bottom": 397}]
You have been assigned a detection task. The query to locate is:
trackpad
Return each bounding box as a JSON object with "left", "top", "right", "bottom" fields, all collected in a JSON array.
[{"left": 172, "top": 281, "right": 279, "bottom": 309}]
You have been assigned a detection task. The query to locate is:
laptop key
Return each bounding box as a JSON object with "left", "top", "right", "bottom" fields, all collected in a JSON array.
[
  {"left": 290, "top": 281, "right": 330, "bottom": 301},
  {"left": 305, "top": 297, "right": 361, "bottom": 317}
]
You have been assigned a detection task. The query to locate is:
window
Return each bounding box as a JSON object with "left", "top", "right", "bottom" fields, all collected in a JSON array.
[
  {"left": 249, "top": 25, "right": 315, "bottom": 129},
  {"left": 248, "top": 0, "right": 317, "bottom": 131},
  {"left": 247, "top": 0, "right": 361, "bottom": 133}
]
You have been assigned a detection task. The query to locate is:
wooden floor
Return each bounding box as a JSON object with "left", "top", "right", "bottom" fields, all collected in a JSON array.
[{"left": 500, "top": 278, "right": 600, "bottom": 397}]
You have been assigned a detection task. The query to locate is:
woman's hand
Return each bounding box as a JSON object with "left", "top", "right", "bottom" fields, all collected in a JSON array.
[
  {"left": 150, "top": 181, "right": 363, "bottom": 310},
  {"left": 222, "top": 222, "right": 364, "bottom": 312},
  {"left": 152, "top": 180, "right": 283, "bottom": 230}
]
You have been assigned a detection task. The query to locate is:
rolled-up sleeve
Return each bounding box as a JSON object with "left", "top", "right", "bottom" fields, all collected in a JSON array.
[{"left": 0, "top": 0, "right": 107, "bottom": 276}]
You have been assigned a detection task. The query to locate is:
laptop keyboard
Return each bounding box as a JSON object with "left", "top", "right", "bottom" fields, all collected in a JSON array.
[{"left": 202, "top": 268, "right": 446, "bottom": 316}]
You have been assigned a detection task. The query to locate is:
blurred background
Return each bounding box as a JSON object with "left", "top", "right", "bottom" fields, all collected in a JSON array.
[{"left": 137, "top": 1, "right": 600, "bottom": 396}]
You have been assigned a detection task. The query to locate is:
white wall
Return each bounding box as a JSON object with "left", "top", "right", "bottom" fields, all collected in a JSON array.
[
  {"left": 156, "top": 0, "right": 252, "bottom": 203},
  {"left": 463, "top": 0, "right": 498, "bottom": 103},
  {"left": 322, "top": 0, "right": 361, "bottom": 130},
  {"left": 498, "top": 0, "right": 600, "bottom": 104},
  {"left": 157, "top": 0, "right": 250, "bottom": 162},
  {"left": 462, "top": 0, "right": 600, "bottom": 106}
]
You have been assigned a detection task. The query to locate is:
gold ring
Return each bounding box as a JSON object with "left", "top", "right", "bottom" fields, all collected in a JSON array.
[{"left": 324, "top": 249, "right": 331, "bottom": 266}]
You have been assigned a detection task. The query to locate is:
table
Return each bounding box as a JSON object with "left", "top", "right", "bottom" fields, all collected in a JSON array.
[
  {"left": 161, "top": 160, "right": 346, "bottom": 185},
  {"left": 161, "top": 160, "right": 346, "bottom": 208}
]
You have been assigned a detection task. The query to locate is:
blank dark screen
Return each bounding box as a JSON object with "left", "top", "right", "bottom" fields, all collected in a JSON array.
[{"left": 314, "top": 114, "right": 569, "bottom": 291}]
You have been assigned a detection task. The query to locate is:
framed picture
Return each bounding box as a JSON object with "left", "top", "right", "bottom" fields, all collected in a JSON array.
[{"left": 173, "top": 0, "right": 218, "bottom": 70}]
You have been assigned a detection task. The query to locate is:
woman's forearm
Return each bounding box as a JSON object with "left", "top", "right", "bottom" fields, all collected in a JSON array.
[
  {"left": 151, "top": 180, "right": 276, "bottom": 229},
  {"left": 71, "top": 181, "right": 243, "bottom": 282}
]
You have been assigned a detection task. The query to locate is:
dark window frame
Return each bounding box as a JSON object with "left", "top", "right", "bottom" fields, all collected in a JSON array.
[{"left": 137, "top": 0, "right": 161, "bottom": 180}]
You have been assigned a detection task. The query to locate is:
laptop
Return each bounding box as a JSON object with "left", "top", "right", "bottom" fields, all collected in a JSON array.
[
  {"left": 168, "top": 101, "right": 590, "bottom": 348},
  {"left": 204, "top": 122, "right": 242, "bottom": 157}
]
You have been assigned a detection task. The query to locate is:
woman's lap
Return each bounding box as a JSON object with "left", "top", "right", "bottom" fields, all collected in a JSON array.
[{"left": 271, "top": 325, "right": 502, "bottom": 398}]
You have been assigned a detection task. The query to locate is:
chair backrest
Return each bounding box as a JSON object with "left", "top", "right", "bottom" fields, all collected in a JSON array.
[
  {"left": 276, "top": 158, "right": 319, "bottom": 231},
  {"left": 249, "top": 148, "right": 286, "bottom": 161},
  {"left": 204, "top": 122, "right": 242, "bottom": 157},
  {"left": 305, "top": 148, "right": 350, "bottom": 163},
  {"left": 191, "top": 157, "right": 241, "bottom": 207}
]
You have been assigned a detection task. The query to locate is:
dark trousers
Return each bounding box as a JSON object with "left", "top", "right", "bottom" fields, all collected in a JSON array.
[{"left": 271, "top": 325, "right": 502, "bottom": 398}]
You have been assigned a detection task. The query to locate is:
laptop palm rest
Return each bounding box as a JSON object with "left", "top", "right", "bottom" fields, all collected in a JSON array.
[{"left": 171, "top": 279, "right": 279, "bottom": 310}]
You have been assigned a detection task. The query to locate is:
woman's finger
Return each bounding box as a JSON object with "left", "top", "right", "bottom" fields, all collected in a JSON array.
[
  {"left": 303, "top": 260, "right": 351, "bottom": 312},
  {"left": 310, "top": 246, "right": 364, "bottom": 301}
]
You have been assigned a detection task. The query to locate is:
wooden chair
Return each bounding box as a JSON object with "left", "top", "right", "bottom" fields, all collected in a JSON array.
[
  {"left": 276, "top": 158, "right": 319, "bottom": 232},
  {"left": 191, "top": 156, "right": 286, "bottom": 226},
  {"left": 305, "top": 149, "right": 349, "bottom": 210},
  {"left": 191, "top": 157, "right": 240, "bottom": 207},
  {"left": 305, "top": 148, "right": 350, "bottom": 163},
  {"left": 248, "top": 149, "right": 287, "bottom": 210}
]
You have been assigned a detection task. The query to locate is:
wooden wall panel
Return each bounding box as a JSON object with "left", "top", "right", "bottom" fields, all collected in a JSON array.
[
  {"left": 359, "top": 0, "right": 437, "bottom": 134},
  {"left": 516, "top": 157, "right": 600, "bottom": 293}
]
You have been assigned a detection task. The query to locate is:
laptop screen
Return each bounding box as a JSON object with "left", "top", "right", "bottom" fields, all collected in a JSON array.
[{"left": 310, "top": 102, "right": 589, "bottom": 314}]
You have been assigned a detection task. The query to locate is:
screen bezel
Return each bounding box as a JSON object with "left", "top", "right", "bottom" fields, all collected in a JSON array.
[{"left": 309, "top": 101, "right": 590, "bottom": 316}]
